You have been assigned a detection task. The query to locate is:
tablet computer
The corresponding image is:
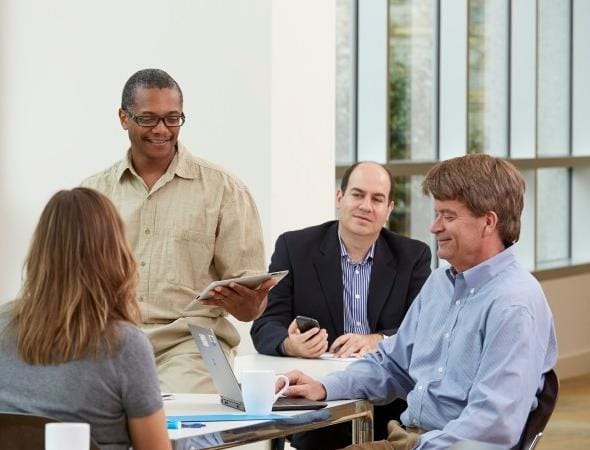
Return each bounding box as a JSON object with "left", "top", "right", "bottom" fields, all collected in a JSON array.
[{"left": 184, "top": 270, "right": 289, "bottom": 311}]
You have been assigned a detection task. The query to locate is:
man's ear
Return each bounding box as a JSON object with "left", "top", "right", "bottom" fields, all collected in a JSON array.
[
  {"left": 482, "top": 211, "right": 499, "bottom": 237},
  {"left": 335, "top": 189, "right": 344, "bottom": 209},
  {"left": 119, "top": 108, "right": 129, "bottom": 130},
  {"left": 388, "top": 200, "right": 395, "bottom": 215}
]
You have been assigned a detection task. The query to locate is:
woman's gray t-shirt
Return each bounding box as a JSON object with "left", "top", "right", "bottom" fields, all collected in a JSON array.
[{"left": 0, "top": 314, "right": 163, "bottom": 450}]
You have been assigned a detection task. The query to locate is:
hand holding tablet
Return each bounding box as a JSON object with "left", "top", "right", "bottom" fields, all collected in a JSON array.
[{"left": 184, "top": 270, "right": 289, "bottom": 312}]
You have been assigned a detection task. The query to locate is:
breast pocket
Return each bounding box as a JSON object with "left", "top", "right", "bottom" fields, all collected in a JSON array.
[
  {"left": 446, "top": 332, "right": 483, "bottom": 399},
  {"left": 165, "top": 228, "right": 215, "bottom": 290}
]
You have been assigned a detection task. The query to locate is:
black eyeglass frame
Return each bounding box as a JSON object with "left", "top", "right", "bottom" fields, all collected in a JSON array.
[{"left": 124, "top": 109, "right": 186, "bottom": 128}]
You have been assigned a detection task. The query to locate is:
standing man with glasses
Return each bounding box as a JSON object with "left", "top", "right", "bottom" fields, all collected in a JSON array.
[{"left": 82, "top": 68, "right": 272, "bottom": 393}]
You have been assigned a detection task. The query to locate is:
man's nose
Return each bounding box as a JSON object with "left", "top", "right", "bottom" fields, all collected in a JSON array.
[
  {"left": 430, "top": 216, "right": 443, "bottom": 234},
  {"left": 152, "top": 118, "right": 169, "bottom": 132},
  {"left": 359, "top": 196, "right": 372, "bottom": 211}
]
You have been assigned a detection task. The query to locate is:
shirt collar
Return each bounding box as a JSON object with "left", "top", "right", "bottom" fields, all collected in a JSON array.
[
  {"left": 116, "top": 142, "right": 198, "bottom": 182},
  {"left": 338, "top": 234, "right": 376, "bottom": 265},
  {"left": 445, "top": 246, "right": 517, "bottom": 292},
  {"left": 115, "top": 149, "right": 134, "bottom": 181}
]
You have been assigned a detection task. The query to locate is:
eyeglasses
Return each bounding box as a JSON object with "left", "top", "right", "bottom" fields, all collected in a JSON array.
[{"left": 124, "top": 109, "right": 186, "bottom": 127}]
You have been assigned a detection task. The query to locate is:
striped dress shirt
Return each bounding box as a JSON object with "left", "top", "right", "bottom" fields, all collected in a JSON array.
[{"left": 339, "top": 236, "right": 375, "bottom": 335}]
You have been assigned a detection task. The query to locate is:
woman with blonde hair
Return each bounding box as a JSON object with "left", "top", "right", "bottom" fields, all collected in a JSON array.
[{"left": 0, "top": 187, "right": 171, "bottom": 450}]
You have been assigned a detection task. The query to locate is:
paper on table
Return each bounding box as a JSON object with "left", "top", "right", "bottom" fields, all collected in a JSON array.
[{"left": 319, "top": 352, "right": 360, "bottom": 362}]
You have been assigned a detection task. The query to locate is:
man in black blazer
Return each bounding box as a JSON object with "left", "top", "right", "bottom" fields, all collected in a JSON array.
[
  {"left": 250, "top": 220, "right": 431, "bottom": 356},
  {"left": 250, "top": 162, "right": 431, "bottom": 449}
]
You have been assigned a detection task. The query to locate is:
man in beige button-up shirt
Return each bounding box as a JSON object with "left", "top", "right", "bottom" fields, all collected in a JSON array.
[{"left": 82, "top": 68, "right": 269, "bottom": 393}]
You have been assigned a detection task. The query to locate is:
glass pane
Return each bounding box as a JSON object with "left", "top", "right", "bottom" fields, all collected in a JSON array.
[
  {"left": 571, "top": 167, "right": 590, "bottom": 263},
  {"left": 536, "top": 168, "right": 570, "bottom": 266},
  {"left": 388, "top": 175, "right": 433, "bottom": 251},
  {"left": 388, "top": 0, "right": 436, "bottom": 161},
  {"left": 513, "top": 170, "right": 536, "bottom": 271},
  {"left": 467, "top": 0, "right": 509, "bottom": 156},
  {"left": 572, "top": 0, "right": 590, "bottom": 156},
  {"left": 537, "top": 0, "right": 571, "bottom": 157},
  {"left": 336, "top": 0, "right": 357, "bottom": 165}
]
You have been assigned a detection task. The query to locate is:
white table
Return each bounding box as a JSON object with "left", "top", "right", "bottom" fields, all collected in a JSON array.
[
  {"left": 234, "top": 353, "right": 353, "bottom": 380},
  {"left": 164, "top": 394, "right": 373, "bottom": 450}
]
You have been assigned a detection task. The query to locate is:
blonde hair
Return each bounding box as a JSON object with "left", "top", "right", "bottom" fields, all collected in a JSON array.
[
  {"left": 422, "top": 154, "right": 525, "bottom": 245},
  {"left": 9, "top": 188, "right": 140, "bottom": 364}
]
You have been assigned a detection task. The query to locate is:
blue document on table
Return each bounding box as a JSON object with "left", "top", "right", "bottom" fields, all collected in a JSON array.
[{"left": 167, "top": 413, "right": 285, "bottom": 422}]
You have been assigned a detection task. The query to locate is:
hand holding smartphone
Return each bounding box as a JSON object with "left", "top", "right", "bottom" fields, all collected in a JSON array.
[
  {"left": 285, "top": 315, "right": 325, "bottom": 358},
  {"left": 295, "top": 315, "right": 320, "bottom": 333}
]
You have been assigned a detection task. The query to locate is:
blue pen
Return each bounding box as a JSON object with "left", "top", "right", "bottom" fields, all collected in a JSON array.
[{"left": 182, "top": 422, "right": 206, "bottom": 428}]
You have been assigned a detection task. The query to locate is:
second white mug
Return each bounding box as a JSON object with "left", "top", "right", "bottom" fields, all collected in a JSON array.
[
  {"left": 240, "top": 369, "right": 289, "bottom": 415},
  {"left": 45, "top": 422, "right": 90, "bottom": 450}
]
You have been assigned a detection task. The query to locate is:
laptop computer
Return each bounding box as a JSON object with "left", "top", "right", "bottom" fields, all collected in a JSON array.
[{"left": 188, "top": 324, "right": 327, "bottom": 411}]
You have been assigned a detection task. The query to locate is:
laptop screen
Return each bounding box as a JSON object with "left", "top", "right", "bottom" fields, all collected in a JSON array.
[{"left": 188, "top": 324, "right": 244, "bottom": 407}]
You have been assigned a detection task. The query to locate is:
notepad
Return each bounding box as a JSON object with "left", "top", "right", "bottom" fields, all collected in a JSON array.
[{"left": 319, "top": 352, "right": 360, "bottom": 362}]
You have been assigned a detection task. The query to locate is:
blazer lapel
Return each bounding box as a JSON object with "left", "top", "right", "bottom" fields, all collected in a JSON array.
[
  {"left": 367, "top": 234, "right": 397, "bottom": 331},
  {"left": 313, "top": 224, "right": 345, "bottom": 336}
]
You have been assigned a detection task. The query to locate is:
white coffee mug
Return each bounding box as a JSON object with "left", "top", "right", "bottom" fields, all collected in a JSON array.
[
  {"left": 45, "top": 422, "right": 90, "bottom": 450},
  {"left": 240, "top": 369, "right": 290, "bottom": 415}
]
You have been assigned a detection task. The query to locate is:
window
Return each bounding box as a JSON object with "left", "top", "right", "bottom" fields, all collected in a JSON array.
[
  {"left": 336, "top": 0, "right": 590, "bottom": 275},
  {"left": 336, "top": 0, "right": 357, "bottom": 165},
  {"left": 388, "top": 0, "right": 437, "bottom": 161},
  {"left": 467, "top": 0, "right": 509, "bottom": 156}
]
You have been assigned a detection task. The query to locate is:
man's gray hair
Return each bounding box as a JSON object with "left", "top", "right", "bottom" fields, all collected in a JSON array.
[{"left": 121, "top": 68, "right": 183, "bottom": 110}]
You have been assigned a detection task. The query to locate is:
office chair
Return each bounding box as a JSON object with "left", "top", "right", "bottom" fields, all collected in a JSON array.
[
  {"left": 0, "top": 412, "right": 100, "bottom": 450},
  {"left": 516, "top": 369, "right": 559, "bottom": 450}
]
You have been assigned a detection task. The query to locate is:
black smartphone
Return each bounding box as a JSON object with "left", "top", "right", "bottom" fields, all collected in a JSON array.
[{"left": 295, "top": 315, "right": 320, "bottom": 333}]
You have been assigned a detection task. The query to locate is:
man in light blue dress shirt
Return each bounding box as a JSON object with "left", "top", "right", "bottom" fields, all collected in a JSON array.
[{"left": 283, "top": 154, "right": 558, "bottom": 450}]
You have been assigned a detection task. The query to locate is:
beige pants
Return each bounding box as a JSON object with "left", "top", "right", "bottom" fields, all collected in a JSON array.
[
  {"left": 340, "top": 420, "right": 424, "bottom": 450},
  {"left": 143, "top": 316, "right": 240, "bottom": 393}
]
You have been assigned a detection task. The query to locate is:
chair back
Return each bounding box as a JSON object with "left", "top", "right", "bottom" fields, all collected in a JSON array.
[
  {"left": 516, "top": 369, "right": 559, "bottom": 450},
  {"left": 0, "top": 413, "right": 100, "bottom": 450}
]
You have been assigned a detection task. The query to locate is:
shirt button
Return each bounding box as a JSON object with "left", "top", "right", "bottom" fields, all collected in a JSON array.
[
  {"left": 438, "top": 367, "right": 443, "bottom": 373},
  {"left": 417, "top": 385, "right": 423, "bottom": 390},
  {"left": 141, "top": 261, "right": 146, "bottom": 267},
  {"left": 444, "top": 333, "right": 450, "bottom": 339},
  {"left": 145, "top": 228, "right": 151, "bottom": 235},
  {"left": 455, "top": 300, "right": 460, "bottom": 305},
  {"left": 355, "top": 294, "right": 360, "bottom": 299},
  {"left": 355, "top": 270, "right": 360, "bottom": 275},
  {"left": 139, "top": 296, "right": 144, "bottom": 302},
  {"left": 413, "top": 419, "right": 418, "bottom": 425},
  {"left": 356, "top": 321, "right": 362, "bottom": 326},
  {"left": 147, "top": 195, "right": 152, "bottom": 200},
  {"left": 470, "top": 288, "right": 475, "bottom": 294}
]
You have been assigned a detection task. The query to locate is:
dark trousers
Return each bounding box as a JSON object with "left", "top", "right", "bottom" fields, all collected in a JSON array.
[{"left": 289, "top": 399, "right": 407, "bottom": 450}]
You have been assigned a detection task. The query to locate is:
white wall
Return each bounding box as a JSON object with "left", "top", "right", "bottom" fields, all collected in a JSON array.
[
  {"left": 543, "top": 273, "right": 590, "bottom": 379},
  {"left": 232, "top": 0, "right": 336, "bottom": 353},
  {"left": 1, "top": 0, "right": 275, "bottom": 300},
  {"left": 270, "top": 0, "right": 336, "bottom": 240}
]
